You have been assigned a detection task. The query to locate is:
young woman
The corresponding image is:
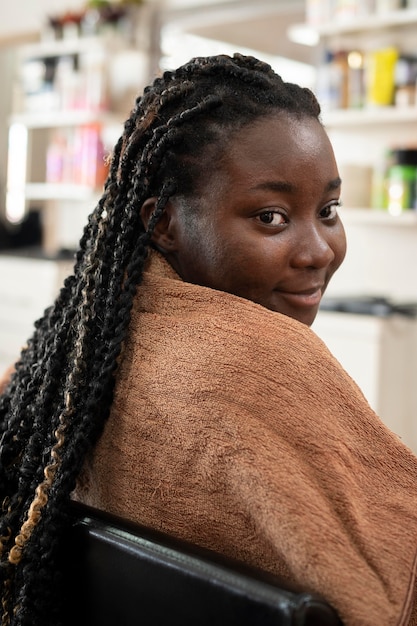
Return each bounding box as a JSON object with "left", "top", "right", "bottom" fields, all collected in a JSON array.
[{"left": 1, "top": 53, "right": 416, "bottom": 626}]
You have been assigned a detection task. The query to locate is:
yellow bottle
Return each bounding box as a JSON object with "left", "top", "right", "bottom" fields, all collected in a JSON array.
[{"left": 366, "top": 47, "right": 399, "bottom": 107}]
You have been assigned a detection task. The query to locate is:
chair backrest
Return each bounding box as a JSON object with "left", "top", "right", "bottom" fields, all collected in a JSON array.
[{"left": 62, "top": 502, "right": 342, "bottom": 626}]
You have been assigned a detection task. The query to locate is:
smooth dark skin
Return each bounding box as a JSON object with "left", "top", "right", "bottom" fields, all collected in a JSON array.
[{"left": 142, "top": 112, "right": 346, "bottom": 327}]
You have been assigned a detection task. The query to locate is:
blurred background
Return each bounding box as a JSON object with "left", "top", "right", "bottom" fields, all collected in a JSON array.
[{"left": 1, "top": 0, "right": 417, "bottom": 450}]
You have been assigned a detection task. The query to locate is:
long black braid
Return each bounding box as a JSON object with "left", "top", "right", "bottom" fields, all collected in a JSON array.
[{"left": 0, "top": 53, "right": 321, "bottom": 625}]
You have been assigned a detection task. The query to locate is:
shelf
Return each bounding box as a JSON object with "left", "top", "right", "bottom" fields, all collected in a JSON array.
[
  {"left": 312, "top": 8, "right": 417, "bottom": 36},
  {"left": 340, "top": 208, "right": 417, "bottom": 226},
  {"left": 20, "top": 34, "right": 130, "bottom": 59},
  {"left": 322, "top": 106, "right": 417, "bottom": 127},
  {"left": 5, "top": 29, "right": 150, "bottom": 253},
  {"left": 24, "top": 183, "right": 101, "bottom": 201},
  {"left": 9, "top": 110, "right": 124, "bottom": 129}
]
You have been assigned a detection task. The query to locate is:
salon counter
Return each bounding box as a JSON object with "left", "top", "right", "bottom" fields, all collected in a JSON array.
[
  {"left": 0, "top": 249, "right": 73, "bottom": 374},
  {"left": 313, "top": 308, "right": 417, "bottom": 455}
]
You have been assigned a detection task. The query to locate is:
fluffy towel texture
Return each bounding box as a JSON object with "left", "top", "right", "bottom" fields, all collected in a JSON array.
[{"left": 71, "top": 251, "right": 417, "bottom": 625}]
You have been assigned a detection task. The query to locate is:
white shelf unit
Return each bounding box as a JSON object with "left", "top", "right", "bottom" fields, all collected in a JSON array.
[
  {"left": 308, "top": 8, "right": 417, "bottom": 453},
  {"left": 24, "top": 182, "right": 101, "bottom": 202},
  {"left": 312, "top": 8, "right": 417, "bottom": 207},
  {"left": 6, "top": 33, "right": 148, "bottom": 255},
  {"left": 11, "top": 110, "right": 123, "bottom": 204},
  {"left": 10, "top": 109, "right": 123, "bottom": 129},
  {"left": 323, "top": 105, "right": 417, "bottom": 127},
  {"left": 313, "top": 7, "right": 417, "bottom": 36},
  {"left": 338, "top": 206, "right": 417, "bottom": 226}
]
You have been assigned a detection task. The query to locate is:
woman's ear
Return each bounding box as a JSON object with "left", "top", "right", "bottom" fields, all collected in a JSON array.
[{"left": 140, "top": 197, "right": 178, "bottom": 252}]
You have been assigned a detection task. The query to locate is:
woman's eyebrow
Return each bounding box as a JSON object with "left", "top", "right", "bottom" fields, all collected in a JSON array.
[
  {"left": 327, "top": 177, "right": 342, "bottom": 191},
  {"left": 251, "top": 176, "right": 342, "bottom": 194},
  {"left": 251, "top": 180, "right": 295, "bottom": 193}
]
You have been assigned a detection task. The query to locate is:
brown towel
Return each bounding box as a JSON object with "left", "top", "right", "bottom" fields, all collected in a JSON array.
[{"left": 67, "top": 251, "right": 417, "bottom": 624}]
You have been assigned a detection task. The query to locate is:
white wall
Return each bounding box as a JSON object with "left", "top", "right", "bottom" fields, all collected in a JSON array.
[
  {"left": 0, "top": 0, "right": 86, "bottom": 44},
  {"left": 326, "top": 211, "right": 417, "bottom": 302}
]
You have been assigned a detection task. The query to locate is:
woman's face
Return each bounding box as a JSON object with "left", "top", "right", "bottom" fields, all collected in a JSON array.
[{"left": 156, "top": 112, "right": 346, "bottom": 326}]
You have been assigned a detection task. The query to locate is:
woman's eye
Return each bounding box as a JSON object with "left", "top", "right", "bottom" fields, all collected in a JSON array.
[
  {"left": 320, "top": 201, "right": 341, "bottom": 220},
  {"left": 257, "top": 211, "right": 286, "bottom": 226}
]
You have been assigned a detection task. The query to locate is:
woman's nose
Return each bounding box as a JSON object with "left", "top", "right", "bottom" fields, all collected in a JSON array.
[{"left": 291, "top": 225, "right": 335, "bottom": 269}]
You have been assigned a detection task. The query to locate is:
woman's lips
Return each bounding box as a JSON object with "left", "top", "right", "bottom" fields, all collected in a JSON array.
[{"left": 278, "top": 287, "right": 323, "bottom": 308}]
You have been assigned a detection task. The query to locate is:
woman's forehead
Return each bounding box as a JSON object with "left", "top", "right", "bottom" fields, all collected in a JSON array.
[{"left": 221, "top": 114, "right": 336, "bottom": 178}]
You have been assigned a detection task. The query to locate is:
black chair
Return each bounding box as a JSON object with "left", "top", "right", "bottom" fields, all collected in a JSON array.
[{"left": 62, "top": 502, "right": 342, "bottom": 626}]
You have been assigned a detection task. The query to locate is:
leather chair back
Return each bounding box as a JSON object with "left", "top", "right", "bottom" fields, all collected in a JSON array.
[{"left": 62, "top": 502, "right": 342, "bottom": 626}]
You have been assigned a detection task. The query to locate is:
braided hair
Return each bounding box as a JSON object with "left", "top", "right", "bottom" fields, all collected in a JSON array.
[{"left": 0, "top": 53, "right": 321, "bottom": 625}]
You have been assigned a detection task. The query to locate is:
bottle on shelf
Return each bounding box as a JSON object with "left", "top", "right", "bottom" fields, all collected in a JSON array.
[
  {"left": 315, "top": 42, "right": 417, "bottom": 112},
  {"left": 315, "top": 49, "right": 349, "bottom": 112},
  {"left": 371, "top": 147, "right": 417, "bottom": 214},
  {"left": 365, "top": 46, "right": 399, "bottom": 107},
  {"left": 46, "top": 124, "right": 109, "bottom": 189},
  {"left": 394, "top": 55, "right": 417, "bottom": 107},
  {"left": 386, "top": 148, "right": 417, "bottom": 214},
  {"left": 371, "top": 149, "right": 392, "bottom": 210}
]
